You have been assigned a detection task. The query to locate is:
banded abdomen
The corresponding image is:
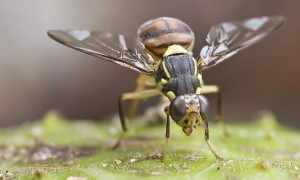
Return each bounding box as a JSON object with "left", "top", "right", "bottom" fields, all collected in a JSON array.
[{"left": 137, "top": 17, "right": 195, "bottom": 60}]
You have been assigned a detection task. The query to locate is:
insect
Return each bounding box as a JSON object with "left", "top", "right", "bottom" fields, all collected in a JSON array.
[{"left": 48, "top": 16, "right": 284, "bottom": 161}]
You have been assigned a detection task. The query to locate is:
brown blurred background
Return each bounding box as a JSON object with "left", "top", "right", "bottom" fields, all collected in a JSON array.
[{"left": 0, "top": 0, "right": 299, "bottom": 127}]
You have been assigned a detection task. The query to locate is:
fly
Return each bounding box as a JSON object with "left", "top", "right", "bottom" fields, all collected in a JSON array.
[{"left": 48, "top": 16, "right": 284, "bottom": 161}]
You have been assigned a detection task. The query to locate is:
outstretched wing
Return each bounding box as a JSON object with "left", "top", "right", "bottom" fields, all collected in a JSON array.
[
  {"left": 48, "top": 30, "right": 156, "bottom": 74},
  {"left": 199, "top": 16, "right": 285, "bottom": 70}
]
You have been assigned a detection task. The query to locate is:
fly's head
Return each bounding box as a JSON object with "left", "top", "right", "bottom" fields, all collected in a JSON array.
[{"left": 168, "top": 94, "right": 210, "bottom": 136}]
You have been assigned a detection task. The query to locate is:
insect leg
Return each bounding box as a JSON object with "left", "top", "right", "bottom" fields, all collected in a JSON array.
[
  {"left": 128, "top": 74, "right": 156, "bottom": 121},
  {"left": 161, "top": 107, "right": 170, "bottom": 160},
  {"left": 113, "top": 89, "right": 161, "bottom": 149},
  {"left": 201, "top": 85, "right": 229, "bottom": 136},
  {"left": 204, "top": 120, "right": 224, "bottom": 162}
]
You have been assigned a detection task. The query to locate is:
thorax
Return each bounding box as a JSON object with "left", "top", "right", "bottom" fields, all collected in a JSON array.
[{"left": 155, "top": 53, "right": 203, "bottom": 100}]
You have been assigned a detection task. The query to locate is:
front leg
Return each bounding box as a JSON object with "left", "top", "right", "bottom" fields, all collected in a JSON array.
[
  {"left": 200, "top": 85, "right": 229, "bottom": 136},
  {"left": 203, "top": 120, "right": 224, "bottom": 162}
]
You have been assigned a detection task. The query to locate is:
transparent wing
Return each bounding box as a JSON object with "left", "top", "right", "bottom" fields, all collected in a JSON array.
[
  {"left": 47, "top": 30, "right": 156, "bottom": 74},
  {"left": 199, "top": 16, "right": 285, "bottom": 70}
]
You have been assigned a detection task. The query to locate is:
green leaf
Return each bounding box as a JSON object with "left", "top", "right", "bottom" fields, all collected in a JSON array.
[{"left": 0, "top": 111, "right": 299, "bottom": 179}]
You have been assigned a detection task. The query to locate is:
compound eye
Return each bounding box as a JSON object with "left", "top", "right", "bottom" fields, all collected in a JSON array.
[
  {"left": 169, "top": 95, "right": 187, "bottom": 123},
  {"left": 197, "top": 95, "right": 210, "bottom": 118}
]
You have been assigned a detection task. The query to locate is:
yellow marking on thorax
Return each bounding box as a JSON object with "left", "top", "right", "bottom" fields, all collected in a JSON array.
[
  {"left": 196, "top": 87, "right": 201, "bottom": 94},
  {"left": 161, "top": 78, "right": 168, "bottom": 84},
  {"left": 192, "top": 58, "right": 198, "bottom": 76},
  {"left": 198, "top": 74, "right": 203, "bottom": 86},
  {"left": 167, "top": 91, "right": 176, "bottom": 100},
  {"left": 157, "top": 78, "right": 168, "bottom": 90},
  {"left": 162, "top": 61, "right": 171, "bottom": 78},
  {"left": 196, "top": 74, "right": 203, "bottom": 94},
  {"left": 163, "top": 45, "right": 187, "bottom": 57}
]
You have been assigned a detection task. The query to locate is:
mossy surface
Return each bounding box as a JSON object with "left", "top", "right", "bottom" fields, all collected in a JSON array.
[{"left": 0, "top": 112, "right": 299, "bottom": 179}]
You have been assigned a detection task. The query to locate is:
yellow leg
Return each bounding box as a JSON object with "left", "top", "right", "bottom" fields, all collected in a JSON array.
[
  {"left": 205, "top": 139, "right": 224, "bottom": 162},
  {"left": 113, "top": 88, "right": 161, "bottom": 149},
  {"left": 203, "top": 120, "right": 224, "bottom": 161},
  {"left": 197, "top": 114, "right": 224, "bottom": 161},
  {"left": 128, "top": 74, "right": 156, "bottom": 121},
  {"left": 200, "top": 85, "right": 229, "bottom": 136}
]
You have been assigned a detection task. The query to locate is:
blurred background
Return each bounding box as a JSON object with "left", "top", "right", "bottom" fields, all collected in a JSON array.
[{"left": 0, "top": 0, "right": 299, "bottom": 127}]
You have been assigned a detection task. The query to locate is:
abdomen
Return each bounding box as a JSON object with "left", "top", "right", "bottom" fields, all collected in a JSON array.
[{"left": 137, "top": 17, "right": 195, "bottom": 60}]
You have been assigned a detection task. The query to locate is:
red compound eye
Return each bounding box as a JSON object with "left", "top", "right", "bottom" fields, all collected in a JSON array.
[{"left": 169, "top": 95, "right": 187, "bottom": 123}]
